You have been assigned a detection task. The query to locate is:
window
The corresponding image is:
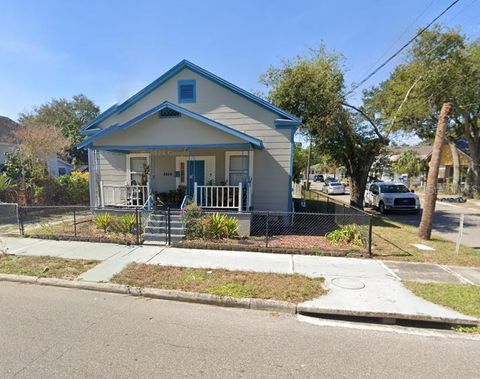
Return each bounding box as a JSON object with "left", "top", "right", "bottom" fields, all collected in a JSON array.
[
  {"left": 128, "top": 155, "right": 149, "bottom": 185},
  {"left": 229, "top": 155, "right": 248, "bottom": 186},
  {"left": 58, "top": 167, "right": 66, "bottom": 176},
  {"left": 180, "top": 162, "right": 185, "bottom": 183},
  {"left": 178, "top": 80, "right": 196, "bottom": 103}
]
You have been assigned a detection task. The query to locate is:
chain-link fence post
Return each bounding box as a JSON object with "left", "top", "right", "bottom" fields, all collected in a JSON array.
[
  {"left": 135, "top": 207, "right": 140, "bottom": 245},
  {"left": 73, "top": 208, "right": 77, "bottom": 237},
  {"left": 265, "top": 211, "right": 269, "bottom": 248},
  {"left": 18, "top": 206, "right": 24, "bottom": 236},
  {"left": 368, "top": 216, "right": 373, "bottom": 257},
  {"left": 167, "top": 207, "right": 171, "bottom": 246}
]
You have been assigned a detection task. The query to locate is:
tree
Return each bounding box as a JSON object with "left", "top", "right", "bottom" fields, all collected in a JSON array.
[
  {"left": 5, "top": 121, "right": 69, "bottom": 205},
  {"left": 392, "top": 150, "right": 423, "bottom": 187},
  {"left": 365, "top": 26, "right": 480, "bottom": 195},
  {"left": 19, "top": 94, "right": 99, "bottom": 164},
  {"left": 292, "top": 142, "right": 308, "bottom": 183},
  {"left": 261, "top": 48, "right": 390, "bottom": 208},
  {"left": 419, "top": 102, "right": 453, "bottom": 239}
]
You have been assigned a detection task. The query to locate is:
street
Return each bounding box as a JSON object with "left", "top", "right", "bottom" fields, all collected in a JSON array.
[
  {"left": 1, "top": 283, "right": 479, "bottom": 378},
  {"left": 310, "top": 182, "right": 480, "bottom": 249}
]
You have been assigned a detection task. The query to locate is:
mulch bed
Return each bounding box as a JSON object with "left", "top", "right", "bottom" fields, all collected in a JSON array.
[{"left": 175, "top": 235, "right": 366, "bottom": 257}]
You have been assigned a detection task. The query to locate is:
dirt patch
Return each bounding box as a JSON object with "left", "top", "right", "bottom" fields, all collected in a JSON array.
[{"left": 112, "top": 264, "right": 326, "bottom": 303}]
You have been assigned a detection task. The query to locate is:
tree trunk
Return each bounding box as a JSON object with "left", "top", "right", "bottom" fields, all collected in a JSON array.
[
  {"left": 419, "top": 103, "right": 453, "bottom": 240},
  {"left": 447, "top": 140, "right": 461, "bottom": 194},
  {"left": 349, "top": 166, "right": 371, "bottom": 210}
]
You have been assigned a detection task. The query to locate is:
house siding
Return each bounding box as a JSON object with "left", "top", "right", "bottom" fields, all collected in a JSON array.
[{"left": 93, "top": 67, "right": 293, "bottom": 211}]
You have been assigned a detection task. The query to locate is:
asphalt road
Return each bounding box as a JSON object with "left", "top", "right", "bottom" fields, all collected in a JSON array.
[
  {"left": 310, "top": 182, "right": 480, "bottom": 249},
  {"left": 1, "top": 283, "right": 479, "bottom": 378}
]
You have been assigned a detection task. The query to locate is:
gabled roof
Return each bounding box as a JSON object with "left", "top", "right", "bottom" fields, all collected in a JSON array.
[
  {"left": 82, "top": 59, "right": 301, "bottom": 131},
  {"left": 77, "top": 101, "right": 263, "bottom": 149}
]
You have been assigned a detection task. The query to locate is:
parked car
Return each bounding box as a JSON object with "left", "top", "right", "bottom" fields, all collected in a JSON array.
[
  {"left": 364, "top": 182, "right": 420, "bottom": 214},
  {"left": 313, "top": 174, "right": 324, "bottom": 182},
  {"left": 324, "top": 177, "right": 336, "bottom": 184},
  {"left": 323, "top": 181, "right": 345, "bottom": 195}
]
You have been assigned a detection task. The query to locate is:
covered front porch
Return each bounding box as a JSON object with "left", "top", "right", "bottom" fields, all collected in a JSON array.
[{"left": 91, "top": 146, "right": 254, "bottom": 211}]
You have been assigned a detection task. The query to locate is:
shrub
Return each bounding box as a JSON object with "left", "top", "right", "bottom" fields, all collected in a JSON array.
[
  {"left": 95, "top": 213, "right": 113, "bottom": 232},
  {"left": 34, "top": 171, "right": 89, "bottom": 205},
  {"left": 223, "top": 215, "right": 239, "bottom": 238},
  {"left": 326, "top": 224, "right": 363, "bottom": 246},
  {"left": 184, "top": 204, "right": 204, "bottom": 239},
  {"left": 111, "top": 214, "right": 136, "bottom": 235},
  {"left": 204, "top": 213, "right": 239, "bottom": 239}
]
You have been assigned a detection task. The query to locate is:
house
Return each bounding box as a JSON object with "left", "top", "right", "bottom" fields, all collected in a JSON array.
[
  {"left": 0, "top": 115, "right": 73, "bottom": 176},
  {"left": 78, "top": 60, "right": 301, "bottom": 212}
]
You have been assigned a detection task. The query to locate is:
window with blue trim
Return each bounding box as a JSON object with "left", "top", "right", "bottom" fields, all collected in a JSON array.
[{"left": 178, "top": 80, "right": 196, "bottom": 103}]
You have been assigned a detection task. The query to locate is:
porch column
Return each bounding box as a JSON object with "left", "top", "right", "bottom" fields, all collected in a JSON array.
[{"left": 248, "top": 148, "right": 254, "bottom": 210}]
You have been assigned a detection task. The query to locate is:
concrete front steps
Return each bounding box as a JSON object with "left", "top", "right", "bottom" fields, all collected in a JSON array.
[{"left": 142, "top": 211, "right": 185, "bottom": 243}]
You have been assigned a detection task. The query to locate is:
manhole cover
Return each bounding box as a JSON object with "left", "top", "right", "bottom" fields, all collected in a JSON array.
[{"left": 331, "top": 277, "right": 365, "bottom": 290}]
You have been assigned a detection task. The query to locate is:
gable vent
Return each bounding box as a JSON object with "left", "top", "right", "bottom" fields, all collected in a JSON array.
[
  {"left": 178, "top": 79, "right": 196, "bottom": 103},
  {"left": 159, "top": 108, "right": 180, "bottom": 118}
]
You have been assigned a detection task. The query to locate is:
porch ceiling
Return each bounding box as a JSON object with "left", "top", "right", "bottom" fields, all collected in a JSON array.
[{"left": 78, "top": 101, "right": 263, "bottom": 150}]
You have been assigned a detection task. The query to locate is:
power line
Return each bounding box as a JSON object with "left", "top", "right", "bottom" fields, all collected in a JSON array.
[
  {"left": 358, "top": 0, "right": 437, "bottom": 81},
  {"left": 347, "top": 0, "right": 462, "bottom": 96}
]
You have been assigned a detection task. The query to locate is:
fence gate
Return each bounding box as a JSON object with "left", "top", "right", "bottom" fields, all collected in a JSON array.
[{"left": 0, "top": 203, "right": 20, "bottom": 235}]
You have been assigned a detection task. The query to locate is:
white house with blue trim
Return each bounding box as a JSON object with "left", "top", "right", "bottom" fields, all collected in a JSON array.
[{"left": 79, "top": 60, "right": 301, "bottom": 212}]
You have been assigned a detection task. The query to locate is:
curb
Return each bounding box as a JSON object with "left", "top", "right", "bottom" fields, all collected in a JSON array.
[
  {"left": 0, "top": 274, "right": 297, "bottom": 315},
  {"left": 296, "top": 305, "right": 479, "bottom": 327}
]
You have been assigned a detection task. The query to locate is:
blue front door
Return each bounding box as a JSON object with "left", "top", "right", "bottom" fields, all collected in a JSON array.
[{"left": 187, "top": 160, "right": 205, "bottom": 196}]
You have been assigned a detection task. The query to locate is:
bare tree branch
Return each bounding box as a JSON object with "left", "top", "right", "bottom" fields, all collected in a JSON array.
[
  {"left": 387, "top": 76, "right": 422, "bottom": 134},
  {"left": 341, "top": 102, "right": 385, "bottom": 141}
]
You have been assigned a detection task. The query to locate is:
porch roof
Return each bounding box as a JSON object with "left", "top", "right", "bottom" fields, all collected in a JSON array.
[{"left": 77, "top": 101, "right": 263, "bottom": 150}]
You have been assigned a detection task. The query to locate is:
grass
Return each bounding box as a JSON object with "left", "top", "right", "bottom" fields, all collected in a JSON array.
[
  {"left": 0, "top": 254, "right": 98, "bottom": 280},
  {"left": 111, "top": 264, "right": 326, "bottom": 303},
  {"left": 405, "top": 281, "right": 480, "bottom": 333},
  {"left": 372, "top": 216, "right": 480, "bottom": 267}
]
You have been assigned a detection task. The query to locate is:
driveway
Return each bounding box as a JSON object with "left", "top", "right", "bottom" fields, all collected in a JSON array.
[{"left": 309, "top": 182, "right": 480, "bottom": 249}]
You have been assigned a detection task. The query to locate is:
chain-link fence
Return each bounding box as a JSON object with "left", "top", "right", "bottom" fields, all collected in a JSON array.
[
  {"left": 13, "top": 206, "right": 148, "bottom": 245},
  {"left": 0, "top": 203, "right": 20, "bottom": 235}
]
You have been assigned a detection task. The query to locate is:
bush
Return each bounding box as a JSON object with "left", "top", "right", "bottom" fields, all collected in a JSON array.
[
  {"left": 204, "top": 213, "right": 239, "bottom": 240},
  {"left": 326, "top": 224, "right": 363, "bottom": 246},
  {"left": 184, "top": 204, "right": 204, "bottom": 239},
  {"left": 95, "top": 213, "right": 113, "bottom": 232},
  {"left": 34, "top": 171, "right": 89, "bottom": 205},
  {"left": 111, "top": 214, "right": 136, "bottom": 235}
]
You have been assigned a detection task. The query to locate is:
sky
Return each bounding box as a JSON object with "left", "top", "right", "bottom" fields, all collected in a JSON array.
[{"left": 1, "top": 0, "right": 479, "bottom": 123}]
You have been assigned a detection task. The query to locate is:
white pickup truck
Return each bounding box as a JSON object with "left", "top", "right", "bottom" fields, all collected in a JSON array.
[{"left": 364, "top": 182, "right": 420, "bottom": 214}]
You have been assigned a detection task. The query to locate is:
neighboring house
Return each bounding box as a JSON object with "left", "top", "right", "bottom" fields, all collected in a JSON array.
[
  {"left": 0, "top": 115, "right": 72, "bottom": 176},
  {"left": 388, "top": 140, "right": 474, "bottom": 185},
  {"left": 78, "top": 60, "right": 301, "bottom": 211}
]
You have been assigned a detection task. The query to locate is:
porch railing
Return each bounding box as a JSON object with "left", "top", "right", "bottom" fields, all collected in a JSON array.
[
  {"left": 194, "top": 182, "right": 244, "bottom": 211},
  {"left": 100, "top": 182, "right": 149, "bottom": 208}
]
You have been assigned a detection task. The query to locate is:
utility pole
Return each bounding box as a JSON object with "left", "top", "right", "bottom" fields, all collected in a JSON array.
[
  {"left": 419, "top": 102, "right": 453, "bottom": 240},
  {"left": 305, "top": 133, "right": 312, "bottom": 190}
]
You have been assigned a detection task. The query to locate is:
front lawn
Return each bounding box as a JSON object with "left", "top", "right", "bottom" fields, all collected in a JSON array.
[
  {"left": 372, "top": 216, "right": 480, "bottom": 267},
  {"left": 0, "top": 255, "right": 98, "bottom": 279},
  {"left": 405, "top": 282, "right": 480, "bottom": 333},
  {"left": 112, "top": 264, "right": 326, "bottom": 303}
]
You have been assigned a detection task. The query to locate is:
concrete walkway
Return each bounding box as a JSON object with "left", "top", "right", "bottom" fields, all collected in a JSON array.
[{"left": 1, "top": 236, "right": 478, "bottom": 325}]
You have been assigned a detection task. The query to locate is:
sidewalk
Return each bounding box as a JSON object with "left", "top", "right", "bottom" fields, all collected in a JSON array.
[{"left": 1, "top": 236, "right": 478, "bottom": 325}]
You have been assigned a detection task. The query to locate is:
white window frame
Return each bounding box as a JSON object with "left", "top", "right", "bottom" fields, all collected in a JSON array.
[
  {"left": 126, "top": 153, "right": 150, "bottom": 185},
  {"left": 225, "top": 151, "right": 253, "bottom": 186},
  {"left": 175, "top": 155, "right": 216, "bottom": 188}
]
